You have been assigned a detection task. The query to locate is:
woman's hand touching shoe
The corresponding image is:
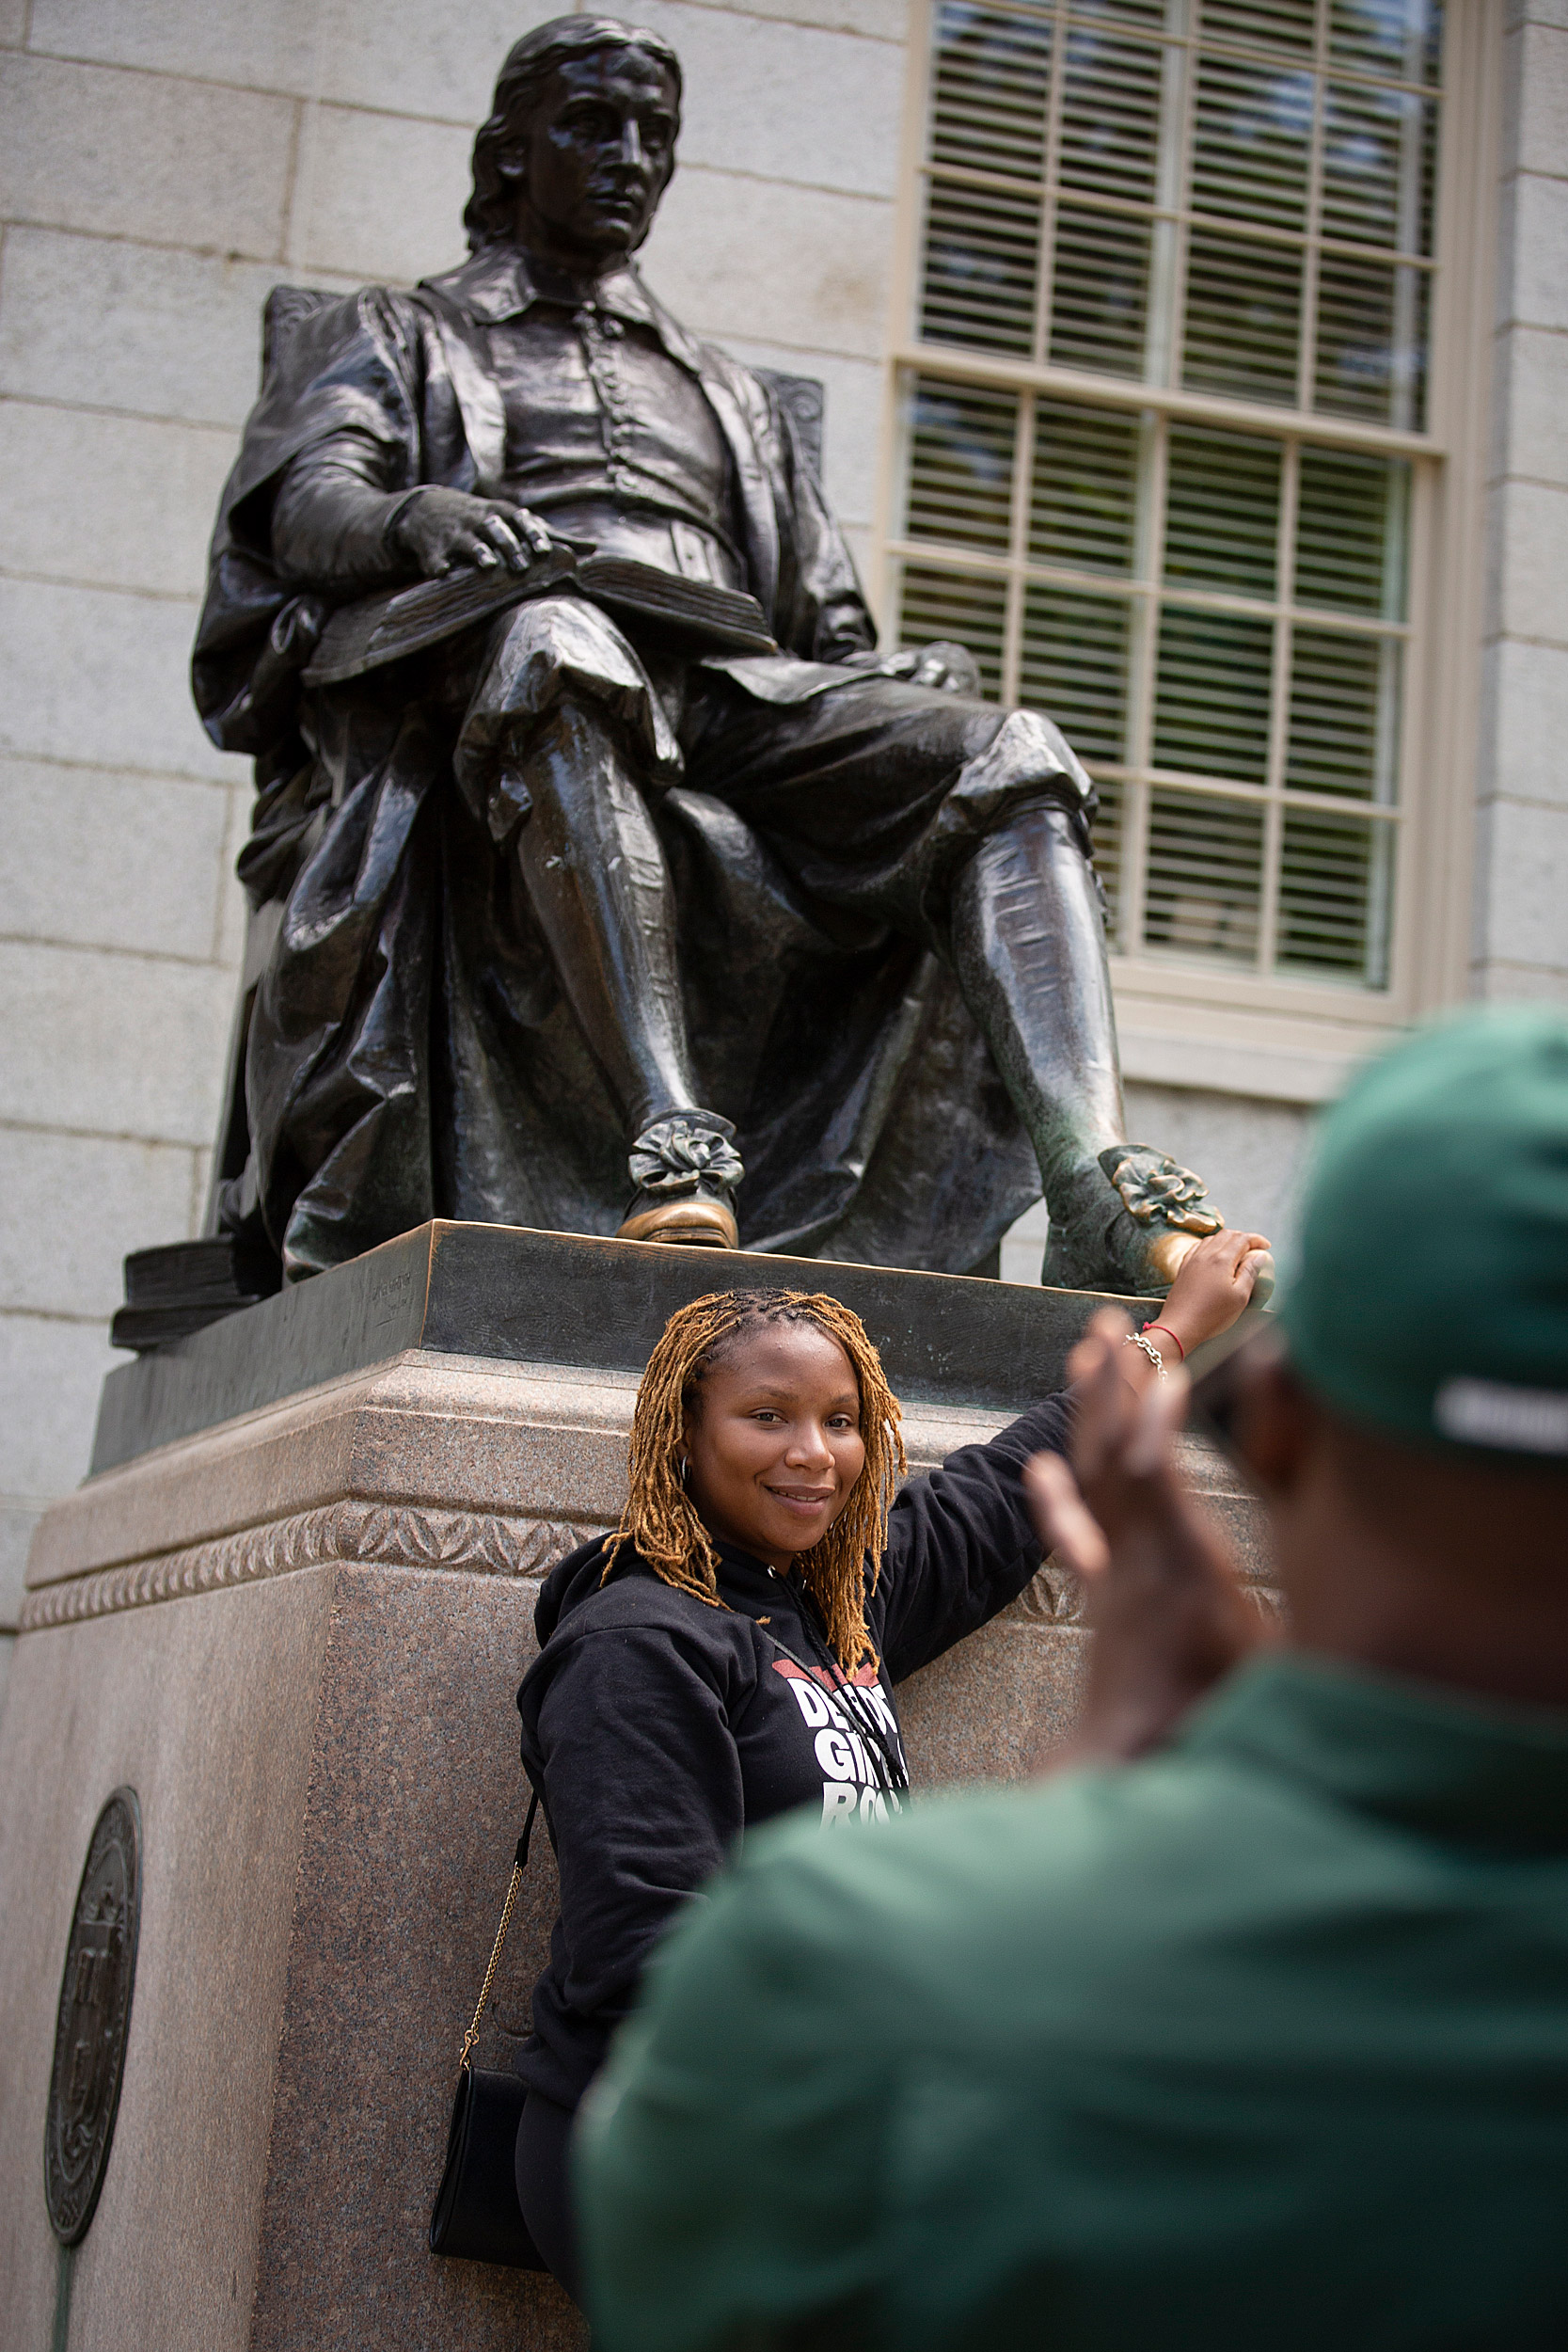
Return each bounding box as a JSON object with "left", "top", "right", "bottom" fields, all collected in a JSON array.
[{"left": 1148, "top": 1225, "right": 1273, "bottom": 1367}]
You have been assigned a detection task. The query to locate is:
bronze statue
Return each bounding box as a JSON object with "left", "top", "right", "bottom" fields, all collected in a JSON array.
[{"left": 192, "top": 15, "right": 1223, "bottom": 1293}]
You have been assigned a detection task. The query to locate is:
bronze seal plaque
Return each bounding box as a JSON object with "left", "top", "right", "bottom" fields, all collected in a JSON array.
[{"left": 44, "top": 1788, "right": 142, "bottom": 2245}]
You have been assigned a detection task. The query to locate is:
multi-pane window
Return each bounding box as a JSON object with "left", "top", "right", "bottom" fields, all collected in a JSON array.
[{"left": 890, "top": 0, "right": 1444, "bottom": 991}]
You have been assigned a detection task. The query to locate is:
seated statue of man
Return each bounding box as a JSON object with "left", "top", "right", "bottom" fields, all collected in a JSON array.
[{"left": 193, "top": 13, "right": 1223, "bottom": 1294}]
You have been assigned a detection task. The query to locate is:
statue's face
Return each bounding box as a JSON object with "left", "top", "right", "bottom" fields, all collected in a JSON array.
[{"left": 511, "top": 47, "right": 679, "bottom": 263}]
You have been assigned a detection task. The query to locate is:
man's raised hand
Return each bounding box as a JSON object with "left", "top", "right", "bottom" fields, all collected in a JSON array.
[
  {"left": 1024, "top": 1310, "right": 1268, "bottom": 1769},
  {"left": 392, "top": 486, "right": 558, "bottom": 577}
]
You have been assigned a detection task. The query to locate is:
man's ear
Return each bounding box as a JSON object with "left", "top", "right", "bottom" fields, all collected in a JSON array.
[
  {"left": 493, "top": 132, "right": 528, "bottom": 198},
  {"left": 1230, "top": 1358, "right": 1319, "bottom": 1500}
]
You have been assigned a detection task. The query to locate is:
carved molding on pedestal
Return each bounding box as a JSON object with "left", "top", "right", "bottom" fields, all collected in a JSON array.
[
  {"left": 1003, "top": 1559, "right": 1278, "bottom": 1630},
  {"left": 22, "top": 1513, "right": 1277, "bottom": 1633},
  {"left": 20, "top": 1501, "right": 610, "bottom": 1631},
  {"left": 1008, "top": 1565, "right": 1085, "bottom": 1625}
]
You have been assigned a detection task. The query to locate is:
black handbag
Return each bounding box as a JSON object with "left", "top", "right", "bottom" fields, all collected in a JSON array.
[{"left": 429, "top": 1790, "right": 546, "bottom": 2266}]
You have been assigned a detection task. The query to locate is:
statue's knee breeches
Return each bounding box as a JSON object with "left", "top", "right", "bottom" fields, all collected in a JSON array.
[
  {"left": 687, "top": 675, "right": 1100, "bottom": 949},
  {"left": 932, "top": 705, "right": 1098, "bottom": 867},
  {"left": 452, "top": 594, "right": 682, "bottom": 845}
]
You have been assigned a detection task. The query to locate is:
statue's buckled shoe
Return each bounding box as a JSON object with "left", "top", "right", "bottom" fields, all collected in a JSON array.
[
  {"left": 615, "top": 1113, "right": 744, "bottom": 1251},
  {"left": 1042, "top": 1144, "right": 1224, "bottom": 1296}
]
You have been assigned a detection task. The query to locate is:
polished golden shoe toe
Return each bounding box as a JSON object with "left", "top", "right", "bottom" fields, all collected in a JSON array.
[{"left": 616, "top": 1192, "right": 739, "bottom": 1248}]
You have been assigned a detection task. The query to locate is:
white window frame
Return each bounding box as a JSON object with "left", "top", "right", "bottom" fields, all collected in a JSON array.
[{"left": 875, "top": 0, "right": 1501, "bottom": 1104}]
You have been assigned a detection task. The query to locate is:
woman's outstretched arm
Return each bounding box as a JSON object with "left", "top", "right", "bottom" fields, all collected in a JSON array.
[{"left": 875, "top": 1230, "right": 1269, "bottom": 1684}]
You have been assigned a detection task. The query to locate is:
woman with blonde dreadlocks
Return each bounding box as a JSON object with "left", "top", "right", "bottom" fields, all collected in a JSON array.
[{"left": 509, "top": 1240, "right": 1269, "bottom": 2296}]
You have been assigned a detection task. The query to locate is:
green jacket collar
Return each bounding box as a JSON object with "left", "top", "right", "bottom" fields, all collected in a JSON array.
[{"left": 1179, "top": 1651, "right": 1568, "bottom": 1847}]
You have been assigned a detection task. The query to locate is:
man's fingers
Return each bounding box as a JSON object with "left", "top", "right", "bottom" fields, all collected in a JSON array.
[
  {"left": 1069, "top": 1310, "right": 1135, "bottom": 1481},
  {"left": 1024, "top": 1453, "right": 1109, "bottom": 1578},
  {"left": 447, "top": 528, "right": 496, "bottom": 568},
  {"left": 480, "top": 513, "right": 529, "bottom": 570},
  {"left": 1073, "top": 1347, "right": 1131, "bottom": 1486},
  {"left": 1123, "top": 1368, "right": 1187, "bottom": 1479},
  {"left": 445, "top": 528, "right": 499, "bottom": 570},
  {"left": 495, "top": 503, "right": 556, "bottom": 556},
  {"left": 1068, "top": 1309, "right": 1132, "bottom": 1384},
  {"left": 474, "top": 513, "right": 531, "bottom": 566}
]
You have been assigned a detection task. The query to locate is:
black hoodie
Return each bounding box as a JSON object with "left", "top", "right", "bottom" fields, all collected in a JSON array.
[{"left": 514, "top": 1392, "right": 1072, "bottom": 2109}]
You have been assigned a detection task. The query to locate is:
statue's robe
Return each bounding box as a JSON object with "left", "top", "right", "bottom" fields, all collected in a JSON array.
[{"left": 193, "top": 262, "right": 1042, "bottom": 1279}]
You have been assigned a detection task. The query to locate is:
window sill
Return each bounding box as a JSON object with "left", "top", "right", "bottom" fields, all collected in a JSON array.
[{"left": 1111, "top": 970, "right": 1402, "bottom": 1103}]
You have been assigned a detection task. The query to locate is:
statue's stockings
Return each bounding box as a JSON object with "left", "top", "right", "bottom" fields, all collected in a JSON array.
[{"left": 511, "top": 703, "right": 697, "bottom": 1136}]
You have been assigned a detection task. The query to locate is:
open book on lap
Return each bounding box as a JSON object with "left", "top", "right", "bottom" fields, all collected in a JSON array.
[{"left": 304, "top": 540, "right": 779, "bottom": 686}]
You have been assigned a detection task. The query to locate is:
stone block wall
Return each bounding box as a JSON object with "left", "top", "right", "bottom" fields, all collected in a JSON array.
[{"left": 1474, "top": 0, "right": 1568, "bottom": 998}]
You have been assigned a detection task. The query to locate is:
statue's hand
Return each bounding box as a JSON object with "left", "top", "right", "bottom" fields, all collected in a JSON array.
[
  {"left": 865, "top": 640, "right": 982, "bottom": 695},
  {"left": 391, "top": 487, "right": 558, "bottom": 577}
]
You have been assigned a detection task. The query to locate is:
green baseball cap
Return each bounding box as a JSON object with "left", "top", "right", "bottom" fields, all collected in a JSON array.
[{"left": 1280, "top": 1006, "right": 1568, "bottom": 1455}]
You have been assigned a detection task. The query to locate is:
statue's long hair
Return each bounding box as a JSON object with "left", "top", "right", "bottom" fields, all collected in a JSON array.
[
  {"left": 465, "top": 16, "right": 683, "bottom": 252},
  {"left": 601, "top": 1290, "right": 907, "bottom": 1671}
]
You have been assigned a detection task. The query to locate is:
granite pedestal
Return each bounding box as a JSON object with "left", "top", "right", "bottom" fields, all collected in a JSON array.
[{"left": 0, "top": 1224, "right": 1272, "bottom": 2352}]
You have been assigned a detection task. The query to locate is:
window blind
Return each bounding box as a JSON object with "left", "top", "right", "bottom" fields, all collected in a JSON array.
[{"left": 893, "top": 0, "right": 1443, "bottom": 993}]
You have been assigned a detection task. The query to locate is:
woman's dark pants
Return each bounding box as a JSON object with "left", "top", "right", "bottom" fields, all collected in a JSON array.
[{"left": 515, "top": 2090, "right": 581, "bottom": 2302}]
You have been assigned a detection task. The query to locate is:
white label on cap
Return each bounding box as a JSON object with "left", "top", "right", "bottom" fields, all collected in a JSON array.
[{"left": 1433, "top": 1377, "right": 1568, "bottom": 1454}]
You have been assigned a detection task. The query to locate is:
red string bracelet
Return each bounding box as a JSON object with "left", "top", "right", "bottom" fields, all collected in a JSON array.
[{"left": 1143, "top": 1321, "right": 1186, "bottom": 1362}]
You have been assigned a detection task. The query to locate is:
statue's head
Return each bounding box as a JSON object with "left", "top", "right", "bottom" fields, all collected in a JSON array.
[{"left": 466, "top": 17, "right": 683, "bottom": 266}]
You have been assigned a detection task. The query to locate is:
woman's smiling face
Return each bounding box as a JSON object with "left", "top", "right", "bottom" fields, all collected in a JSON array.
[{"left": 681, "top": 1321, "right": 866, "bottom": 1573}]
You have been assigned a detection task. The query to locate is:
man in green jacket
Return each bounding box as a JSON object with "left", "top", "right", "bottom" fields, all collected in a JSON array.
[{"left": 576, "top": 1006, "right": 1568, "bottom": 2350}]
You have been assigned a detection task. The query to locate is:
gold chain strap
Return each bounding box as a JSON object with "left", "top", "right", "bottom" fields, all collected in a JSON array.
[
  {"left": 456, "top": 1789, "right": 540, "bottom": 2073},
  {"left": 458, "top": 1859, "right": 523, "bottom": 2072}
]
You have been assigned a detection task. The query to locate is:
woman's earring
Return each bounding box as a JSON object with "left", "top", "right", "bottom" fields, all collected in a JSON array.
[{"left": 678, "top": 1456, "right": 690, "bottom": 1488}]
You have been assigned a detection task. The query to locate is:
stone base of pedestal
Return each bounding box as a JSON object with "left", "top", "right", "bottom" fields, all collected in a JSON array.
[{"left": 0, "top": 1227, "right": 1272, "bottom": 2352}]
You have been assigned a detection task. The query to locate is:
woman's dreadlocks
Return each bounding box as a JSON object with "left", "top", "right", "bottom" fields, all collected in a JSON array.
[{"left": 601, "top": 1288, "right": 907, "bottom": 1670}]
